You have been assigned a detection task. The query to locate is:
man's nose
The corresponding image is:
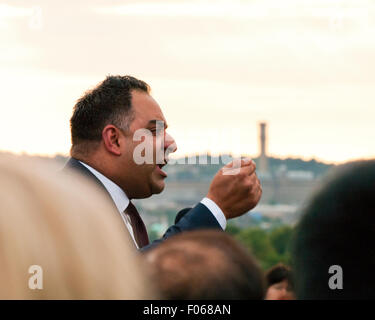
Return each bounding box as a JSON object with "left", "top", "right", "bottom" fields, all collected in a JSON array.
[{"left": 164, "top": 132, "right": 177, "bottom": 154}]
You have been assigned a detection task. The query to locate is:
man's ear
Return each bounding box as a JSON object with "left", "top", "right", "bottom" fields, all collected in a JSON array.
[{"left": 102, "top": 125, "right": 123, "bottom": 156}]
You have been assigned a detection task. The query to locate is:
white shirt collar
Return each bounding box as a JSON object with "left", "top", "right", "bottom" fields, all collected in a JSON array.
[{"left": 79, "top": 161, "right": 130, "bottom": 213}]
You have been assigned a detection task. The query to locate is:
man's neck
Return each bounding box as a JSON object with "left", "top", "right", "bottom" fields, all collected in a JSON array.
[
  {"left": 72, "top": 153, "right": 133, "bottom": 200},
  {"left": 74, "top": 154, "right": 111, "bottom": 181},
  {"left": 78, "top": 160, "right": 130, "bottom": 212}
]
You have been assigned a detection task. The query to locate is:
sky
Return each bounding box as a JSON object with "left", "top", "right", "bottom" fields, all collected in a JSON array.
[{"left": 0, "top": 0, "right": 374, "bottom": 164}]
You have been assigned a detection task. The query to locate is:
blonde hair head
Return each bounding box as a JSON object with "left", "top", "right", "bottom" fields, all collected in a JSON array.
[{"left": 0, "top": 155, "right": 155, "bottom": 299}]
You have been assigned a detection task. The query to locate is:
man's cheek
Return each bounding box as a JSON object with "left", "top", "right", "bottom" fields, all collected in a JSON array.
[{"left": 132, "top": 138, "right": 155, "bottom": 165}]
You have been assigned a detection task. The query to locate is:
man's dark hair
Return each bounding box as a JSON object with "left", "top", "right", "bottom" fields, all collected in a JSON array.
[
  {"left": 265, "top": 263, "right": 294, "bottom": 289},
  {"left": 70, "top": 75, "right": 150, "bottom": 155},
  {"left": 292, "top": 160, "right": 375, "bottom": 299},
  {"left": 145, "top": 230, "right": 265, "bottom": 300}
]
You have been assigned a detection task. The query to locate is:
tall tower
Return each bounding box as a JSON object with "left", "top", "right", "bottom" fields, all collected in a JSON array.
[{"left": 258, "top": 122, "right": 268, "bottom": 173}]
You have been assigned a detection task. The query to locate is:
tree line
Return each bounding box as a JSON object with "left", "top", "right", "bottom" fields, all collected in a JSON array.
[{"left": 227, "top": 224, "right": 294, "bottom": 270}]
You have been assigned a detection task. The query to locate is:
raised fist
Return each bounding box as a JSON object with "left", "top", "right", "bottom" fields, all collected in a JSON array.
[{"left": 207, "top": 158, "right": 262, "bottom": 219}]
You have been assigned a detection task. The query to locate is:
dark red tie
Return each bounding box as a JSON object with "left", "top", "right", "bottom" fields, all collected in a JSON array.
[{"left": 125, "top": 201, "right": 149, "bottom": 248}]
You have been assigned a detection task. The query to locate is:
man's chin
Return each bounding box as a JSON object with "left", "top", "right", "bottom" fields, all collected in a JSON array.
[
  {"left": 149, "top": 171, "right": 166, "bottom": 195},
  {"left": 151, "top": 182, "right": 165, "bottom": 195}
]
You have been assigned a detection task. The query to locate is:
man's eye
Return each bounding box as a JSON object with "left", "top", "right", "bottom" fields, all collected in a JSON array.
[{"left": 149, "top": 127, "right": 165, "bottom": 137}]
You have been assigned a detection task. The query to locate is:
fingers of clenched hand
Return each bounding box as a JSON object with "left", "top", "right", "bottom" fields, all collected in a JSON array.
[
  {"left": 222, "top": 158, "right": 256, "bottom": 176},
  {"left": 240, "top": 162, "right": 256, "bottom": 176}
]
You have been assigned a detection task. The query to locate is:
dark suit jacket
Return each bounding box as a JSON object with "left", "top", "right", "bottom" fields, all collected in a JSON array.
[{"left": 63, "top": 158, "right": 222, "bottom": 251}]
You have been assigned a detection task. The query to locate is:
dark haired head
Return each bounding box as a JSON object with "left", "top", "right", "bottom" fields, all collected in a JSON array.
[
  {"left": 266, "top": 264, "right": 294, "bottom": 289},
  {"left": 292, "top": 160, "right": 375, "bottom": 299},
  {"left": 145, "top": 230, "right": 265, "bottom": 300},
  {"left": 70, "top": 75, "right": 150, "bottom": 155}
]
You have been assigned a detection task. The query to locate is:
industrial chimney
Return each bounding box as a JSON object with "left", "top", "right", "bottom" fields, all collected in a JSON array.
[{"left": 258, "top": 122, "right": 268, "bottom": 173}]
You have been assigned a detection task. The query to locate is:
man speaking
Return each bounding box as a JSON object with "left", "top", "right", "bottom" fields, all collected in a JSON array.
[{"left": 64, "top": 75, "right": 262, "bottom": 250}]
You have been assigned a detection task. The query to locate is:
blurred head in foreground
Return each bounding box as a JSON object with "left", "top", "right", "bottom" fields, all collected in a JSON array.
[
  {"left": 0, "top": 155, "right": 155, "bottom": 299},
  {"left": 265, "top": 264, "right": 295, "bottom": 300},
  {"left": 292, "top": 160, "right": 375, "bottom": 299},
  {"left": 145, "top": 229, "right": 265, "bottom": 299}
]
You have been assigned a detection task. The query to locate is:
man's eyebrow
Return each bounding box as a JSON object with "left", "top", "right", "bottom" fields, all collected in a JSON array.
[{"left": 147, "top": 120, "right": 168, "bottom": 129}]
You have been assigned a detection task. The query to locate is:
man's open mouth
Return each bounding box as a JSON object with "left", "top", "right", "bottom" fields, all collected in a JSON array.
[
  {"left": 157, "top": 158, "right": 168, "bottom": 169},
  {"left": 156, "top": 160, "right": 168, "bottom": 177}
]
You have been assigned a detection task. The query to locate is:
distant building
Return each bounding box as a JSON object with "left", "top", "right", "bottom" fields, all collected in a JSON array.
[{"left": 286, "top": 170, "right": 314, "bottom": 181}]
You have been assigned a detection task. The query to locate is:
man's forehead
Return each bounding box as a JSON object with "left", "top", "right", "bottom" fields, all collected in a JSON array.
[{"left": 131, "top": 90, "right": 167, "bottom": 126}]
